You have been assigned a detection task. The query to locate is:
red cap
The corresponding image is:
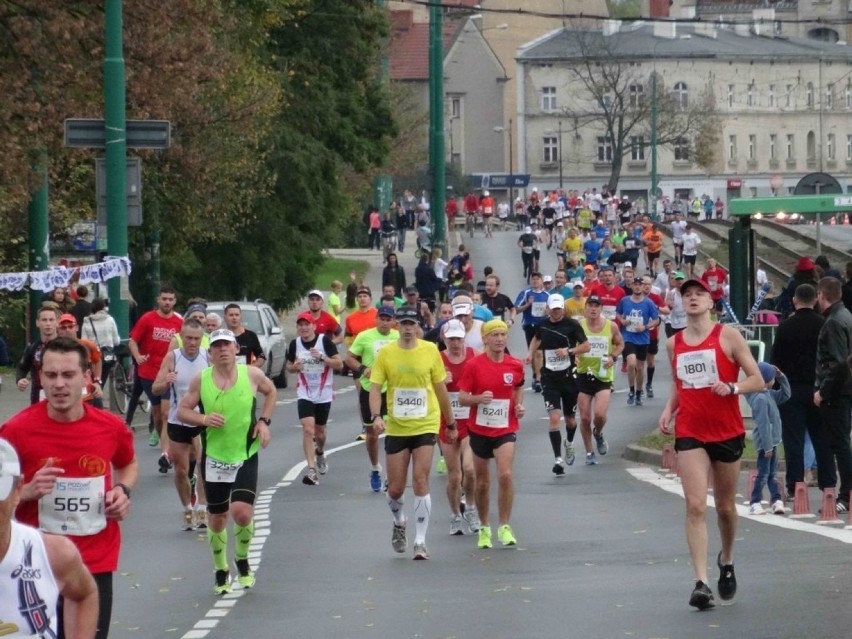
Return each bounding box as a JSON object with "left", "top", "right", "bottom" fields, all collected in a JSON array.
[
  {"left": 295, "top": 311, "right": 314, "bottom": 324},
  {"left": 59, "top": 313, "right": 77, "bottom": 325},
  {"left": 679, "top": 278, "right": 712, "bottom": 294},
  {"left": 795, "top": 257, "right": 815, "bottom": 271}
]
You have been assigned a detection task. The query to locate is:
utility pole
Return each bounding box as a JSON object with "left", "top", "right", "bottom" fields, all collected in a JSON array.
[
  {"left": 104, "top": 0, "right": 129, "bottom": 336},
  {"left": 27, "top": 151, "right": 49, "bottom": 338},
  {"left": 374, "top": 0, "right": 392, "bottom": 216},
  {"left": 650, "top": 71, "right": 659, "bottom": 221},
  {"left": 429, "top": 3, "right": 446, "bottom": 254},
  {"left": 508, "top": 117, "right": 514, "bottom": 204}
]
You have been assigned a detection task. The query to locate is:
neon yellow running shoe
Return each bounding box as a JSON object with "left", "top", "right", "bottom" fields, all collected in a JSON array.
[
  {"left": 498, "top": 524, "right": 517, "bottom": 546},
  {"left": 214, "top": 570, "right": 231, "bottom": 595},
  {"left": 436, "top": 456, "right": 447, "bottom": 474},
  {"left": 477, "top": 526, "right": 492, "bottom": 549},
  {"left": 236, "top": 559, "right": 256, "bottom": 589}
]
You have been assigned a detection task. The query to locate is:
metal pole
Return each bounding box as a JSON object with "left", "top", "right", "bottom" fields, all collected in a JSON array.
[
  {"left": 429, "top": 3, "right": 446, "bottom": 254},
  {"left": 650, "top": 70, "right": 658, "bottom": 221},
  {"left": 815, "top": 181, "right": 822, "bottom": 255},
  {"left": 27, "top": 150, "right": 49, "bottom": 339},
  {"left": 104, "top": 0, "right": 129, "bottom": 337},
  {"left": 373, "top": 0, "right": 392, "bottom": 215},
  {"left": 558, "top": 120, "right": 563, "bottom": 188},
  {"left": 508, "top": 118, "right": 514, "bottom": 204}
]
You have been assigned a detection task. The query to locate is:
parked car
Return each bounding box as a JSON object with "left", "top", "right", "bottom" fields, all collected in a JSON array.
[{"left": 206, "top": 299, "right": 287, "bottom": 388}]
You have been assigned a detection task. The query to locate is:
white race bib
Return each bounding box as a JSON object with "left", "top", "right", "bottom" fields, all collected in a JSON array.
[
  {"left": 531, "top": 302, "right": 547, "bottom": 318},
  {"left": 300, "top": 356, "right": 325, "bottom": 375},
  {"left": 449, "top": 392, "right": 470, "bottom": 420},
  {"left": 676, "top": 349, "right": 719, "bottom": 389},
  {"left": 670, "top": 309, "right": 687, "bottom": 326},
  {"left": 475, "top": 399, "right": 510, "bottom": 429},
  {"left": 602, "top": 305, "right": 617, "bottom": 320},
  {"left": 394, "top": 388, "right": 428, "bottom": 418},
  {"left": 372, "top": 339, "right": 393, "bottom": 359},
  {"left": 205, "top": 456, "right": 244, "bottom": 483},
  {"left": 544, "top": 349, "right": 570, "bottom": 371},
  {"left": 39, "top": 477, "right": 106, "bottom": 536},
  {"left": 235, "top": 355, "right": 247, "bottom": 365}
]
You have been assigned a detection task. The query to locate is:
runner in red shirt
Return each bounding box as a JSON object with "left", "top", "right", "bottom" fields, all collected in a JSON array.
[
  {"left": 590, "top": 265, "right": 625, "bottom": 322},
  {"left": 480, "top": 190, "right": 496, "bottom": 238},
  {"left": 458, "top": 319, "right": 525, "bottom": 549},
  {"left": 641, "top": 276, "right": 670, "bottom": 399},
  {"left": 129, "top": 286, "right": 183, "bottom": 472},
  {"left": 439, "top": 319, "right": 479, "bottom": 536},
  {"left": 445, "top": 196, "right": 459, "bottom": 234},
  {"left": 306, "top": 290, "right": 343, "bottom": 342},
  {"left": 699, "top": 258, "right": 728, "bottom": 315},
  {"left": 658, "top": 278, "right": 763, "bottom": 611},
  {"left": 1, "top": 337, "right": 138, "bottom": 639}
]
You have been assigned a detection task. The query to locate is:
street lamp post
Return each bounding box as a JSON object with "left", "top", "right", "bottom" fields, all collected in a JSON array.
[
  {"left": 558, "top": 120, "right": 564, "bottom": 189},
  {"left": 494, "top": 119, "right": 515, "bottom": 203}
]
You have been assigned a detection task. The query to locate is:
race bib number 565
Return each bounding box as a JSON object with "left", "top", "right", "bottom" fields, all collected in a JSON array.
[{"left": 39, "top": 477, "right": 107, "bottom": 536}]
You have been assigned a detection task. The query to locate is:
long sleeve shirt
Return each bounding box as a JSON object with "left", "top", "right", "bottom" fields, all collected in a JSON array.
[{"left": 745, "top": 374, "right": 790, "bottom": 452}]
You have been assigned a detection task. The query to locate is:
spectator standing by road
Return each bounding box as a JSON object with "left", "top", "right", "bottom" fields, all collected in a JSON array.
[
  {"left": 367, "top": 205, "right": 381, "bottom": 251},
  {"left": 82, "top": 297, "right": 121, "bottom": 390},
  {"left": 382, "top": 253, "right": 407, "bottom": 296},
  {"left": 70, "top": 285, "right": 93, "bottom": 336}
]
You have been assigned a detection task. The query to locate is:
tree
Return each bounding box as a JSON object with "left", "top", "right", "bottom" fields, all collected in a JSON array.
[{"left": 557, "top": 28, "right": 717, "bottom": 191}]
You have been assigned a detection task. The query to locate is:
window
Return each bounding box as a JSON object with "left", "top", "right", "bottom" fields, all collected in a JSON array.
[
  {"left": 674, "top": 82, "right": 688, "bottom": 108},
  {"left": 826, "top": 84, "right": 834, "bottom": 109},
  {"left": 846, "top": 83, "right": 852, "bottom": 109},
  {"left": 541, "top": 86, "right": 557, "bottom": 112},
  {"left": 543, "top": 136, "right": 558, "bottom": 162},
  {"left": 769, "top": 134, "right": 777, "bottom": 160},
  {"left": 807, "top": 131, "right": 816, "bottom": 160},
  {"left": 807, "top": 82, "right": 814, "bottom": 108},
  {"left": 727, "top": 84, "right": 735, "bottom": 108},
  {"left": 597, "top": 136, "right": 613, "bottom": 162},
  {"left": 786, "top": 134, "right": 795, "bottom": 160},
  {"left": 630, "top": 135, "right": 645, "bottom": 161},
  {"left": 847, "top": 134, "right": 852, "bottom": 160},
  {"left": 768, "top": 84, "right": 775, "bottom": 108},
  {"left": 629, "top": 84, "right": 645, "bottom": 108},
  {"left": 827, "top": 133, "right": 836, "bottom": 160},
  {"left": 728, "top": 135, "right": 737, "bottom": 161},
  {"left": 786, "top": 84, "right": 793, "bottom": 108},
  {"left": 748, "top": 134, "right": 757, "bottom": 161},
  {"left": 450, "top": 97, "right": 461, "bottom": 119},
  {"left": 747, "top": 83, "right": 755, "bottom": 107},
  {"left": 674, "top": 137, "right": 690, "bottom": 161}
]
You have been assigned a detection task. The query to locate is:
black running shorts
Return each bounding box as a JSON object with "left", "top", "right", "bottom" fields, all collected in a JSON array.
[
  {"left": 203, "top": 453, "right": 259, "bottom": 515},
  {"left": 675, "top": 434, "right": 745, "bottom": 463}
]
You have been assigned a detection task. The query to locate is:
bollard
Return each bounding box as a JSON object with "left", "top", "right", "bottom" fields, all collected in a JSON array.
[
  {"left": 816, "top": 487, "right": 843, "bottom": 525},
  {"left": 789, "top": 482, "right": 814, "bottom": 519},
  {"left": 661, "top": 443, "right": 674, "bottom": 472},
  {"left": 743, "top": 469, "right": 758, "bottom": 505}
]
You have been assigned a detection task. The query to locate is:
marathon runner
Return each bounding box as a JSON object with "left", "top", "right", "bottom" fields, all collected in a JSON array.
[
  {"left": 616, "top": 277, "right": 660, "bottom": 407},
  {"left": 514, "top": 273, "right": 551, "bottom": 393}
]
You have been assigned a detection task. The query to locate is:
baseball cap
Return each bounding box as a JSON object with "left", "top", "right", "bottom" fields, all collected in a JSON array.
[
  {"left": 59, "top": 313, "right": 77, "bottom": 325},
  {"left": 586, "top": 295, "right": 602, "bottom": 305},
  {"left": 547, "top": 294, "right": 565, "bottom": 309},
  {"left": 442, "top": 318, "right": 466, "bottom": 339},
  {"left": 404, "top": 285, "right": 418, "bottom": 295},
  {"left": 673, "top": 271, "right": 686, "bottom": 280},
  {"left": 209, "top": 328, "right": 238, "bottom": 344},
  {"left": 307, "top": 289, "right": 324, "bottom": 300},
  {"left": 377, "top": 305, "right": 396, "bottom": 318},
  {"left": 584, "top": 265, "right": 595, "bottom": 272},
  {"left": 0, "top": 439, "right": 21, "bottom": 500},
  {"left": 452, "top": 295, "right": 473, "bottom": 316},
  {"left": 543, "top": 275, "right": 553, "bottom": 283},
  {"left": 680, "top": 278, "right": 712, "bottom": 294},
  {"left": 524, "top": 226, "right": 532, "bottom": 233},
  {"left": 186, "top": 303, "right": 207, "bottom": 317},
  {"left": 296, "top": 311, "right": 314, "bottom": 324},
  {"left": 395, "top": 305, "right": 419, "bottom": 323},
  {"left": 598, "top": 264, "right": 614, "bottom": 272},
  {"left": 623, "top": 261, "right": 632, "bottom": 268},
  {"left": 356, "top": 286, "right": 372, "bottom": 297}
]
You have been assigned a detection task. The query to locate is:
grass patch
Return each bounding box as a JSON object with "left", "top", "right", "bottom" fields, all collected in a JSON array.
[
  {"left": 311, "top": 257, "right": 371, "bottom": 291},
  {"left": 636, "top": 430, "right": 781, "bottom": 462}
]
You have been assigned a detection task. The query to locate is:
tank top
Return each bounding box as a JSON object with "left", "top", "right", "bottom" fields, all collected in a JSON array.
[
  {"left": 200, "top": 364, "right": 258, "bottom": 463},
  {"left": 0, "top": 521, "right": 60, "bottom": 638},
  {"left": 168, "top": 347, "right": 211, "bottom": 426},
  {"left": 673, "top": 323, "right": 744, "bottom": 442},
  {"left": 578, "top": 319, "right": 615, "bottom": 382},
  {"left": 294, "top": 336, "right": 334, "bottom": 404},
  {"left": 441, "top": 348, "right": 475, "bottom": 431}
]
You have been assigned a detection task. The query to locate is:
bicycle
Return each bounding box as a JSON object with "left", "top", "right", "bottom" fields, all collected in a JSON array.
[{"left": 109, "top": 345, "right": 151, "bottom": 417}]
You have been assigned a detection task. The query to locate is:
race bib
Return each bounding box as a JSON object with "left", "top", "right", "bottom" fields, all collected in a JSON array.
[
  {"left": 236, "top": 355, "right": 247, "bottom": 365},
  {"left": 39, "top": 476, "right": 106, "bottom": 536},
  {"left": 602, "top": 305, "right": 616, "bottom": 320},
  {"left": 475, "top": 399, "right": 510, "bottom": 429},
  {"left": 545, "top": 349, "right": 570, "bottom": 371},
  {"left": 531, "top": 302, "right": 547, "bottom": 318},
  {"left": 522, "top": 246, "right": 533, "bottom": 254},
  {"left": 206, "top": 456, "right": 244, "bottom": 483},
  {"left": 300, "top": 356, "right": 325, "bottom": 375},
  {"left": 372, "top": 339, "right": 393, "bottom": 359},
  {"left": 670, "top": 309, "right": 686, "bottom": 326},
  {"left": 626, "top": 314, "right": 644, "bottom": 333},
  {"left": 394, "top": 388, "right": 428, "bottom": 418},
  {"left": 449, "top": 392, "right": 470, "bottom": 420},
  {"left": 483, "top": 206, "right": 493, "bottom": 214},
  {"left": 676, "top": 349, "right": 719, "bottom": 389}
]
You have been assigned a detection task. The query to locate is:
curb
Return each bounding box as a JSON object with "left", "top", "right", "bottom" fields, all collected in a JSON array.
[{"left": 623, "top": 442, "right": 786, "bottom": 472}]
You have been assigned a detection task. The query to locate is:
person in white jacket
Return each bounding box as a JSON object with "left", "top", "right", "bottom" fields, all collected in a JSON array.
[{"left": 81, "top": 298, "right": 121, "bottom": 386}]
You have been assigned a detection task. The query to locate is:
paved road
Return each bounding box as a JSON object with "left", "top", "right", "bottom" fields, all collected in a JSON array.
[{"left": 8, "top": 227, "right": 850, "bottom": 639}]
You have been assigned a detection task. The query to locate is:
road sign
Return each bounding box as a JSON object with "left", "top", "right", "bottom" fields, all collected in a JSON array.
[
  {"left": 64, "top": 119, "right": 171, "bottom": 150},
  {"left": 96, "top": 157, "right": 143, "bottom": 226},
  {"left": 479, "top": 174, "right": 530, "bottom": 189}
]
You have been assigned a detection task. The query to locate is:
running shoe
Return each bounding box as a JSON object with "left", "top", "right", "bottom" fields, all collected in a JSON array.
[
  {"left": 182, "top": 510, "right": 195, "bottom": 531},
  {"left": 195, "top": 509, "right": 208, "bottom": 529},
  {"left": 497, "top": 524, "right": 517, "bottom": 546},
  {"left": 436, "top": 456, "right": 448, "bottom": 474},
  {"left": 635, "top": 392, "right": 643, "bottom": 407},
  {"left": 645, "top": 385, "right": 654, "bottom": 398},
  {"left": 356, "top": 427, "right": 367, "bottom": 442},
  {"left": 747, "top": 502, "right": 765, "bottom": 515},
  {"left": 627, "top": 392, "right": 635, "bottom": 406},
  {"left": 413, "top": 543, "right": 430, "bottom": 560},
  {"left": 716, "top": 552, "right": 737, "bottom": 601},
  {"left": 302, "top": 468, "right": 319, "bottom": 486},
  {"left": 148, "top": 430, "right": 160, "bottom": 447},
  {"left": 688, "top": 580, "right": 715, "bottom": 610},
  {"left": 392, "top": 521, "right": 407, "bottom": 553},
  {"left": 594, "top": 430, "right": 608, "bottom": 455},
  {"left": 771, "top": 499, "right": 785, "bottom": 515},
  {"left": 236, "top": 559, "right": 256, "bottom": 589},
  {"left": 620, "top": 361, "right": 628, "bottom": 373},
  {"left": 585, "top": 452, "right": 598, "bottom": 465},
  {"left": 532, "top": 380, "right": 542, "bottom": 393},
  {"left": 316, "top": 453, "right": 328, "bottom": 475},
  {"left": 158, "top": 453, "right": 171, "bottom": 474},
  {"left": 464, "top": 507, "right": 481, "bottom": 533},
  {"left": 837, "top": 501, "right": 849, "bottom": 513},
  {"left": 563, "top": 441, "right": 576, "bottom": 466},
  {"left": 552, "top": 457, "right": 565, "bottom": 476},
  {"left": 477, "top": 526, "right": 493, "bottom": 549},
  {"left": 450, "top": 514, "right": 464, "bottom": 536},
  {"left": 369, "top": 470, "right": 382, "bottom": 493},
  {"left": 214, "top": 570, "right": 231, "bottom": 596}
]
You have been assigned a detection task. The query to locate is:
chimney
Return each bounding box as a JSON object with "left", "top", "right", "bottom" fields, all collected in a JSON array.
[
  {"left": 752, "top": 8, "right": 776, "bottom": 36},
  {"left": 654, "top": 21, "right": 677, "bottom": 39},
  {"left": 602, "top": 19, "right": 620, "bottom": 37}
]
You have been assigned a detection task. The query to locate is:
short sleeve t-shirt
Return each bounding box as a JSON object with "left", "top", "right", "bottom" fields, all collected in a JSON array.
[
  {"left": 457, "top": 353, "right": 524, "bottom": 438},
  {"left": 369, "top": 340, "right": 446, "bottom": 436},
  {"left": 532, "top": 317, "right": 588, "bottom": 378},
  {"left": 235, "top": 329, "right": 264, "bottom": 366},
  {"left": 130, "top": 311, "right": 184, "bottom": 380},
  {"left": 349, "top": 327, "right": 400, "bottom": 391},
  {"left": 345, "top": 308, "right": 378, "bottom": 341},
  {"left": 616, "top": 296, "right": 659, "bottom": 345}
]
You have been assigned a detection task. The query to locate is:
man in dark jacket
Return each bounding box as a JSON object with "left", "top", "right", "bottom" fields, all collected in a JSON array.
[
  {"left": 70, "top": 285, "right": 93, "bottom": 337},
  {"left": 772, "top": 284, "right": 833, "bottom": 496},
  {"left": 814, "top": 277, "right": 852, "bottom": 512}
]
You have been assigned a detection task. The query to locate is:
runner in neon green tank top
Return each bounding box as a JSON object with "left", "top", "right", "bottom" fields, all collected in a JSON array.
[
  {"left": 177, "top": 329, "right": 276, "bottom": 596},
  {"left": 576, "top": 296, "right": 624, "bottom": 465}
]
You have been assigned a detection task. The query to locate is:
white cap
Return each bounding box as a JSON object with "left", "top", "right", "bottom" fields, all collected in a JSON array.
[
  {"left": 0, "top": 439, "right": 21, "bottom": 500},
  {"left": 483, "top": 190, "right": 490, "bottom": 196},
  {"left": 307, "top": 289, "right": 324, "bottom": 300},
  {"left": 524, "top": 226, "right": 532, "bottom": 233},
  {"left": 543, "top": 275, "right": 553, "bottom": 283},
  {"left": 442, "top": 319, "right": 466, "bottom": 339},
  {"left": 623, "top": 261, "right": 632, "bottom": 268},
  {"left": 209, "top": 329, "right": 238, "bottom": 345},
  {"left": 547, "top": 294, "right": 565, "bottom": 309},
  {"left": 556, "top": 221, "right": 564, "bottom": 227}
]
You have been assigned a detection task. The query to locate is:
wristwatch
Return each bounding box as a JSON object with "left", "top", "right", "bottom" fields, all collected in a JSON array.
[
  {"left": 115, "top": 482, "right": 131, "bottom": 499},
  {"left": 258, "top": 417, "right": 272, "bottom": 426},
  {"left": 370, "top": 414, "right": 382, "bottom": 422},
  {"left": 446, "top": 421, "right": 457, "bottom": 431}
]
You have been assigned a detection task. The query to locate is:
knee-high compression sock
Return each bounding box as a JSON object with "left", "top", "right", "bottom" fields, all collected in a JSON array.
[
  {"left": 549, "top": 430, "right": 562, "bottom": 457},
  {"left": 413, "top": 494, "right": 431, "bottom": 545},
  {"left": 388, "top": 495, "right": 405, "bottom": 525},
  {"left": 207, "top": 529, "right": 229, "bottom": 571},
  {"left": 565, "top": 425, "right": 576, "bottom": 442},
  {"left": 647, "top": 366, "right": 656, "bottom": 386},
  {"left": 234, "top": 521, "right": 255, "bottom": 560}
]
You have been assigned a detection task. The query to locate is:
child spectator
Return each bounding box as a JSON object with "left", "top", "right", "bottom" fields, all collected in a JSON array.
[{"left": 746, "top": 362, "right": 791, "bottom": 515}]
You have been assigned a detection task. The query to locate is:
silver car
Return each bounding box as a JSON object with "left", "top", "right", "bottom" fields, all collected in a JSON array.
[{"left": 206, "top": 299, "right": 287, "bottom": 388}]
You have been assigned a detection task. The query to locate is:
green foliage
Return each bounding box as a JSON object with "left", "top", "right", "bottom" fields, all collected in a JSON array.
[{"left": 606, "top": 0, "right": 641, "bottom": 18}]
